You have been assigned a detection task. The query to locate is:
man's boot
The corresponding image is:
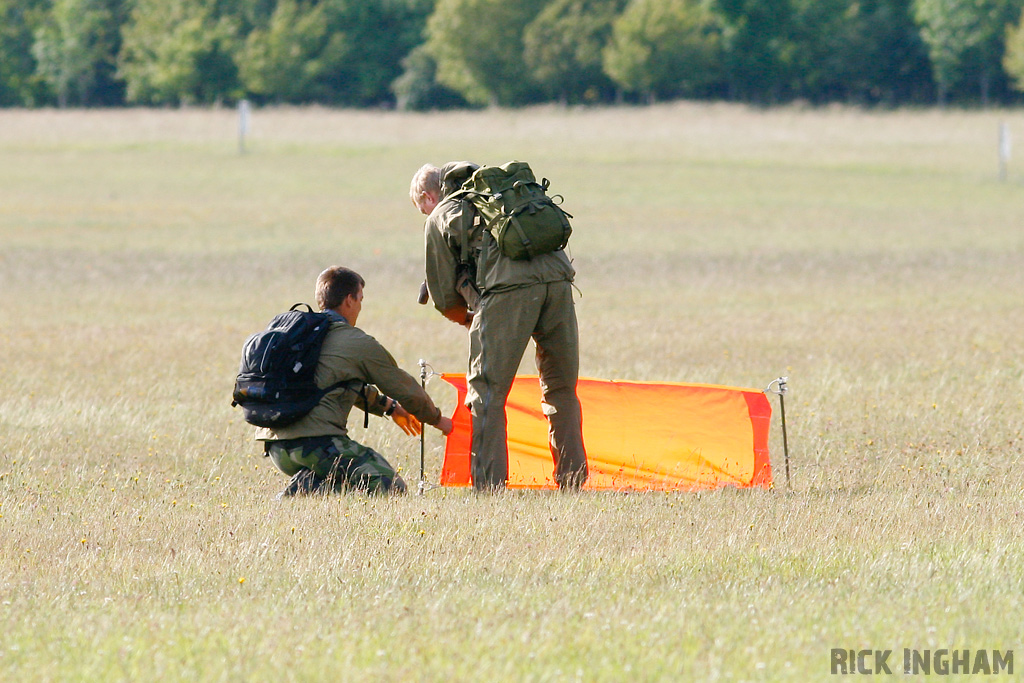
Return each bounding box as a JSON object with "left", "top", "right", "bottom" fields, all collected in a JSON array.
[{"left": 274, "top": 469, "right": 324, "bottom": 499}]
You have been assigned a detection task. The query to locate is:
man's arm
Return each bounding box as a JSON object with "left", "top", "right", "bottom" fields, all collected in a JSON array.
[
  {"left": 354, "top": 335, "right": 445, "bottom": 429},
  {"left": 424, "top": 202, "right": 472, "bottom": 326},
  {"left": 356, "top": 381, "right": 452, "bottom": 436},
  {"left": 389, "top": 403, "right": 453, "bottom": 436}
]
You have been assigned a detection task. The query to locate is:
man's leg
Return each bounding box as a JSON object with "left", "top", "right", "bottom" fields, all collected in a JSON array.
[
  {"left": 325, "top": 436, "right": 407, "bottom": 495},
  {"left": 466, "top": 286, "right": 542, "bottom": 490},
  {"left": 533, "top": 281, "right": 588, "bottom": 489},
  {"left": 266, "top": 436, "right": 405, "bottom": 495},
  {"left": 266, "top": 438, "right": 329, "bottom": 497}
]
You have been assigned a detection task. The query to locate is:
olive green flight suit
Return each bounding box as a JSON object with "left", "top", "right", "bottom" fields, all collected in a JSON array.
[{"left": 423, "top": 162, "right": 588, "bottom": 490}]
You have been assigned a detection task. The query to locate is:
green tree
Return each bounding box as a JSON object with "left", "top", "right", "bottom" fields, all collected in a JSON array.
[
  {"left": 0, "top": 0, "right": 48, "bottom": 105},
  {"left": 602, "top": 0, "right": 723, "bottom": 102},
  {"left": 213, "top": 0, "right": 278, "bottom": 33},
  {"left": 392, "top": 42, "right": 468, "bottom": 110},
  {"left": 315, "top": 0, "right": 434, "bottom": 106},
  {"left": 715, "top": 0, "right": 796, "bottom": 102},
  {"left": 785, "top": 0, "right": 931, "bottom": 104},
  {"left": 118, "top": 0, "right": 240, "bottom": 105},
  {"left": 523, "top": 0, "right": 626, "bottom": 105},
  {"left": 914, "top": 0, "right": 1024, "bottom": 104},
  {"left": 425, "top": 0, "right": 546, "bottom": 106},
  {"left": 786, "top": 0, "right": 861, "bottom": 101},
  {"left": 31, "top": 0, "right": 115, "bottom": 107},
  {"left": 238, "top": 0, "right": 328, "bottom": 103},
  {"left": 847, "top": 0, "right": 933, "bottom": 103},
  {"left": 1005, "top": 7, "right": 1024, "bottom": 90}
]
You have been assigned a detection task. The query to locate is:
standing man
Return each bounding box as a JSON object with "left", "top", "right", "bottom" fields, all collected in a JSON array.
[
  {"left": 409, "top": 162, "right": 588, "bottom": 491},
  {"left": 258, "top": 266, "right": 453, "bottom": 497}
]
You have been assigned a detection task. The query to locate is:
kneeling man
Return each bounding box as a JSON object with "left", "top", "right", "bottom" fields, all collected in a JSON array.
[{"left": 258, "top": 266, "right": 453, "bottom": 497}]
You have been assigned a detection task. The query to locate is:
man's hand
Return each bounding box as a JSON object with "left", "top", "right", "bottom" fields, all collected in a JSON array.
[
  {"left": 441, "top": 304, "right": 472, "bottom": 329},
  {"left": 434, "top": 416, "right": 454, "bottom": 436},
  {"left": 391, "top": 406, "right": 422, "bottom": 436}
]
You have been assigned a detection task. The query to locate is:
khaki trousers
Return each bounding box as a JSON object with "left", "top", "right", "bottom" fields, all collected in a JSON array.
[{"left": 465, "top": 280, "right": 588, "bottom": 490}]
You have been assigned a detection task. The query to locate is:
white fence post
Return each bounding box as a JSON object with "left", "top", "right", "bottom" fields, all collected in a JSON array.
[{"left": 238, "top": 99, "right": 251, "bottom": 155}]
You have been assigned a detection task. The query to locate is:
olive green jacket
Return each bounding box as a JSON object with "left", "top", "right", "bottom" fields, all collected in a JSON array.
[
  {"left": 256, "top": 312, "right": 441, "bottom": 441},
  {"left": 424, "top": 161, "right": 575, "bottom": 315}
]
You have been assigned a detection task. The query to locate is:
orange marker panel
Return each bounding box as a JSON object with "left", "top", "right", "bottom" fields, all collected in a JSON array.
[{"left": 440, "top": 375, "right": 772, "bottom": 491}]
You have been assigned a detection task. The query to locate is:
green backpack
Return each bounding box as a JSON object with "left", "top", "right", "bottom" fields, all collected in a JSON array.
[{"left": 457, "top": 161, "right": 572, "bottom": 261}]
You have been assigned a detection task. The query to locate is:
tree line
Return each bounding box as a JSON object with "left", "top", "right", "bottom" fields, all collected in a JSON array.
[{"left": 3, "top": 0, "right": 1024, "bottom": 109}]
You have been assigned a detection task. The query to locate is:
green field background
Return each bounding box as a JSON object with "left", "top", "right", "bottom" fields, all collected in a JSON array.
[{"left": 1, "top": 104, "right": 1022, "bottom": 681}]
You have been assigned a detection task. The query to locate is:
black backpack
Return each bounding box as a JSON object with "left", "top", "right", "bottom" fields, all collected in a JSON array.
[{"left": 232, "top": 304, "right": 366, "bottom": 429}]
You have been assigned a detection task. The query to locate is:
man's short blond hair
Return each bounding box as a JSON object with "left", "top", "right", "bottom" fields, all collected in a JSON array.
[{"left": 409, "top": 164, "right": 441, "bottom": 204}]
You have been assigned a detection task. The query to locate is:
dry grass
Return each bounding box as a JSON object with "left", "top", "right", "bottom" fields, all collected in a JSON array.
[{"left": 1, "top": 104, "right": 1023, "bottom": 681}]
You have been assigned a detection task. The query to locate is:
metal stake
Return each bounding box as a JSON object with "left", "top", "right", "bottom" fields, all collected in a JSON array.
[
  {"left": 418, "top": 359, "right": 427, "bottom": 496},
  {"left": 766, "top": 377, "right": 791, "bottom": 489}
]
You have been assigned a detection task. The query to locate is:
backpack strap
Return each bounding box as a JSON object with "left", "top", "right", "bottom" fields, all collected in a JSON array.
[
  {"left": 460, "top": 204, "right": 472, "bottom": 266},
  {"left": 507, "top": 214, "right": 532, "bottom": 256},
  {"left": 360, "top": 383, "right": 370, "bottom": 429},
  {"left": 452, "top": 193, "right": 479, "bottom": 267}
]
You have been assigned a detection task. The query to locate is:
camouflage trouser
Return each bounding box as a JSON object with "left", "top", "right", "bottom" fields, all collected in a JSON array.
[{"left": 264, "top": 435, "right": 406, "bottom": 496}]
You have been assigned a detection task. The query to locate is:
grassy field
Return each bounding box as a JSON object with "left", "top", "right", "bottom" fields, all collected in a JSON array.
[{"left": 1, "top": 103, "right": 1023, "bottom": 681}]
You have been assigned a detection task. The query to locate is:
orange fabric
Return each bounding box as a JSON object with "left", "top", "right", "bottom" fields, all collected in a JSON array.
[{"left": 440, "top": 375, "right": 773, "bottom": 491}]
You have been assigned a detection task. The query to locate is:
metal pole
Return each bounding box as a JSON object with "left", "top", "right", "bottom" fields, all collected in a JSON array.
[
  {"left": 418, "top": 359, "right": 427, "bottom": 496},
  {"left": 779, "top": 387, "right": 790, "bottom": 489},
  {"left": 766, "top": 377, "right": 791, "bottom": 489}
]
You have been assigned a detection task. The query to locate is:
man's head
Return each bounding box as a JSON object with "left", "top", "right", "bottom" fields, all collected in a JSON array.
[
  {"left": 410, "top": 164, "right": 441, "bottom": 216},
  {"left": 316, "top": 266, "right": 365, "bottom": 325}
]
